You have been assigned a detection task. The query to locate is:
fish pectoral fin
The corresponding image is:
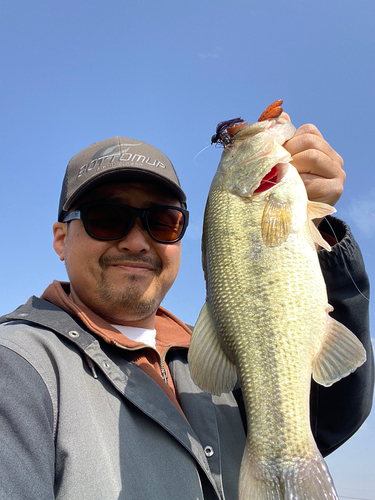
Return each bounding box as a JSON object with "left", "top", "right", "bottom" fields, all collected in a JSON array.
[
  {"left": 188, "top": 301, "right": 237, "bottom": 395},
  {"left": 261, "top": 195, "right": 292, "bottom": 247},
  {"left": 307, "top": 200, "right": 337, "bottom": 251},
  {"left": 309, "top": 221, "right": 332, "bottom": 251},
  {"left": 307, "top": 200, "right": 337, "bottom": 220},
  {"left": 312, "top": 313, "right": 367, "bottom": 387}
]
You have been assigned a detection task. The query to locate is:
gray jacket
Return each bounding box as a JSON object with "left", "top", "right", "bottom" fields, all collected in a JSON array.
[{"left": 0, "top": 218, "right": 373, "bottom": 500}]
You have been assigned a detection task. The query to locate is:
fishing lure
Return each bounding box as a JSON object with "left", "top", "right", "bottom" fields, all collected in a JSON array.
[
  {"left": 211, "top": 100, "right": 283, "bottom": 149},
  {"left": 258, "top": 99, "right": 283, "bottom": 121},
  {"left": 211, "top": 118, "right": 245, "bottom": 147}
]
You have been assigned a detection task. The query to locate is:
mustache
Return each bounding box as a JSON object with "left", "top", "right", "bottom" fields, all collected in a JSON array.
[{"left": 99, "top": 254, "right": 163, "bottom": 274}]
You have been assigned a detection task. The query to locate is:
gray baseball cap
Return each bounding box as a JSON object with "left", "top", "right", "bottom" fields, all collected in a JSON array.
[{"left": 58, "top": 136, "right": 187, "bottom": 221}]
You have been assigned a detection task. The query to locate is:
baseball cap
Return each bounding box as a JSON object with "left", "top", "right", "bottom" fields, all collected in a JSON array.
[{"left": 58, "top": 136, "right": 187, "bottom": 221}]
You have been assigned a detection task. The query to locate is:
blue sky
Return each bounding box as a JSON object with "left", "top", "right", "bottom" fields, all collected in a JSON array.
[{"left": 0, "top": 0, "right": 374, "bottom": 497}]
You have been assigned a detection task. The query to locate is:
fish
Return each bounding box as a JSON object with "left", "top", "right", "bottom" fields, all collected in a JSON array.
[{"left": 188, "top": 100, "right": 367, "bottom": 500}]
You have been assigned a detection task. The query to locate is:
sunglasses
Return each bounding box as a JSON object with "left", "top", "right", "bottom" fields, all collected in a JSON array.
[{"left": 63, "top": 200, "right": 189, "bottom": 243}]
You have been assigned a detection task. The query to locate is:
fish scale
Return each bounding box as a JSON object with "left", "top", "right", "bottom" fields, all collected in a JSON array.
[{"left": 188, "top": 107, "right": 366, "bottom": 499}]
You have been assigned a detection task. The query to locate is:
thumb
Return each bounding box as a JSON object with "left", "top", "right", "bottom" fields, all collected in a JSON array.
[{"left": 280, "top": 112, "right": 291, "bottom": 122}]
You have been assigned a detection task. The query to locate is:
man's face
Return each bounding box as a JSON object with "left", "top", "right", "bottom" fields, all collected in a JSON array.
[{"left": 53, "top": 181, "right": 182, "bottom": 328}]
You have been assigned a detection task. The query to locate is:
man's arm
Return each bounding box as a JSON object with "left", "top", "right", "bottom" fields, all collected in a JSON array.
[
  {"left": 0, "top": 344, "right": 55, "bottom": 499},
  {"left": 310, "top": 217, "right": 373, "bottom": 456}
]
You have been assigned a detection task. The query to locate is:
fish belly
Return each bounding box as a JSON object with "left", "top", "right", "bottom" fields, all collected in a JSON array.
[{"left": 204, "top": 188, "right": 338, "bottom": 500}]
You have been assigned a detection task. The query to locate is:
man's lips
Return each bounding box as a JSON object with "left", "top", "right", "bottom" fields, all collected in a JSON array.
[
  {"left": 99, "top": 255, "right": 162, "bottom": 275},
  {"left": 112, "top": 262, "right": 155, "bottom": 272}
]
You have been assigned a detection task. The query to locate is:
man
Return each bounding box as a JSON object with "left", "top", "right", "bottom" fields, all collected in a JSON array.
[{"left": 0, "top": 124, "right": 373, "bottom": 500}]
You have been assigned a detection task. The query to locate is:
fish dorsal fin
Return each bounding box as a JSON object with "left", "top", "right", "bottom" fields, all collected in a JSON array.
[
  {"left": 261, "top": 196, "right": 293, "bottom": 247},
  {"left": 312, "top": 312, "right": 367, "bottom": 387},
  {"left": 188, "top": 301, "right": 237, "bottom": 395},
  {"left": 306, "top": 200, "right": 336, "bottom": 251}
]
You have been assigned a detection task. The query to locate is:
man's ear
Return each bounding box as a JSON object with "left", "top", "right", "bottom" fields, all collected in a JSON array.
[{"left": 53, "top": 222, "right": 67, "bottom": 262}]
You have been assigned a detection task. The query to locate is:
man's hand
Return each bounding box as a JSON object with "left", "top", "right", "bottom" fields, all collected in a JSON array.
[{"left": 281, "top": 113, "right": 345, "bottom": 206}]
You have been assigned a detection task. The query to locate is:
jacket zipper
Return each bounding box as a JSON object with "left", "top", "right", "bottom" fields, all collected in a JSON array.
[
  {"left": 112, "top": 341, "right": 187, "bottom": 387},
  {"left": 160, "top": 366, "right": 169, "bottom": 385}
]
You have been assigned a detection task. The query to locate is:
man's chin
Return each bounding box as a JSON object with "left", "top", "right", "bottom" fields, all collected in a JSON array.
[{"left": 96, "top": 285, "right": 162, "bottom": 323}]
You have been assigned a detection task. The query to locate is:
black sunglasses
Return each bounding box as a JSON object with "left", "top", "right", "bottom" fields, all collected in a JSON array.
[{"left": 63, "top": 200, "right": 189, "bottom": 244}]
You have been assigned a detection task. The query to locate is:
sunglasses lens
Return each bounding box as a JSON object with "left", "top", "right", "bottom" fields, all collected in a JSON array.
[
  {"left": 146, "top": 207, "right": 185, "bottom": 242},
  {"left": 82, "top": 202, "right": 186, "bottom": 242},
  {"left": 85, "top": 203, "right": 132, "bottom": 239}
]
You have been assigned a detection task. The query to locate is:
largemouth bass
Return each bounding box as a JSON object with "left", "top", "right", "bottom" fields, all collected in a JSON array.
[{"left": 188, "top": 101, "right": 366, "bottom": 500}]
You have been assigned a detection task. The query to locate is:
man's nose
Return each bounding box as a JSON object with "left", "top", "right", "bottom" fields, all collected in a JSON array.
[{"left": 116, "top": 218, "right": 152, "bottom": 253}]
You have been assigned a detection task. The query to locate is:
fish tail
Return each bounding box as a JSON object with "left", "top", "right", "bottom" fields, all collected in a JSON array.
[{"left": 239, "top": 445, "right": 339, "bottom": 500}]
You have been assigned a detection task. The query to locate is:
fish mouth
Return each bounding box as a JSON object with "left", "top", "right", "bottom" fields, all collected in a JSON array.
[{"left": 254, "top": 163, "right": 288, "bottom": 194}]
